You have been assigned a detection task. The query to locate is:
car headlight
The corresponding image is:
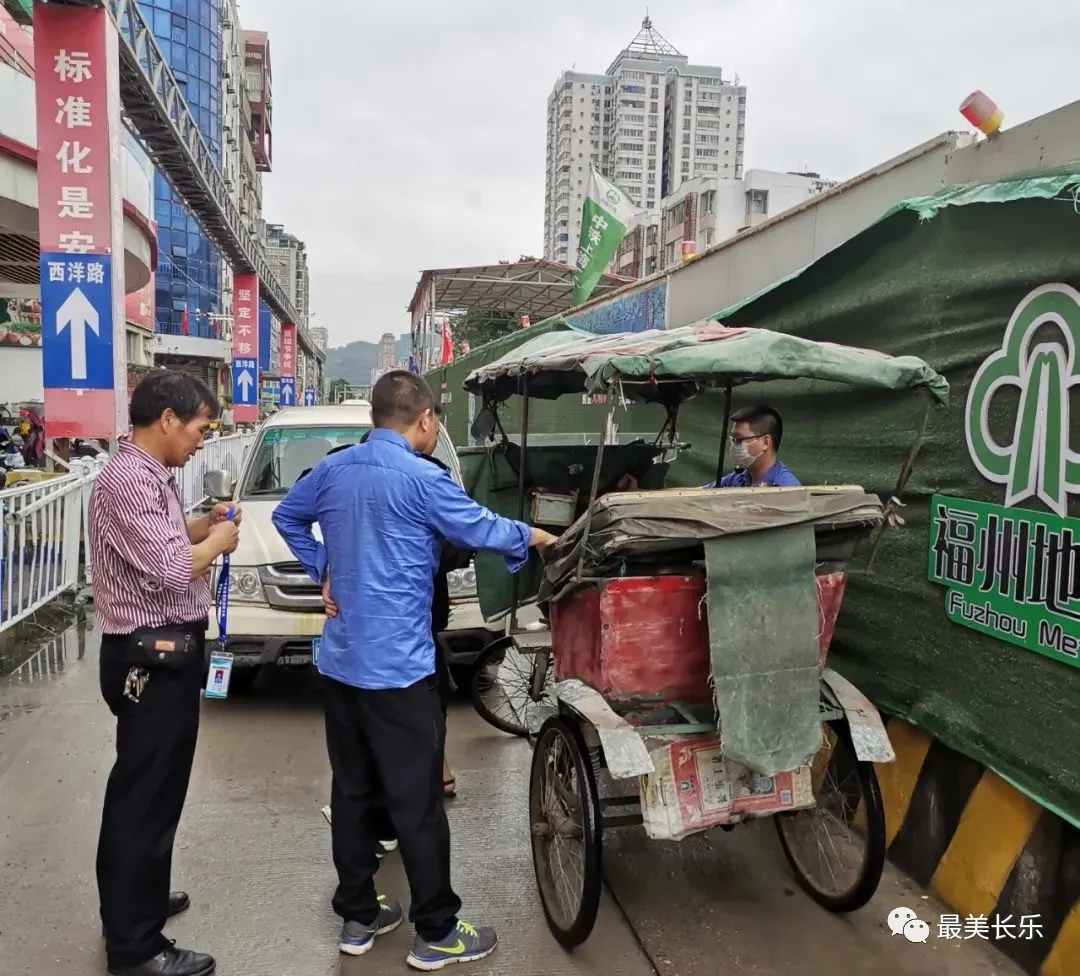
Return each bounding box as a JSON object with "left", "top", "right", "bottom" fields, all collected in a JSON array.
[
  {"left": 211, "top": 565, "right": 265, "bottom": 604},
  {"left": 447, "top": 564, "right": 477, "bottom": 601}
]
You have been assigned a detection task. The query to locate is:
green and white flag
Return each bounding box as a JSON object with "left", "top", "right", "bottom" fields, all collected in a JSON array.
[{"left": 572, "top": 170, "right": 639, "bottom": 306}]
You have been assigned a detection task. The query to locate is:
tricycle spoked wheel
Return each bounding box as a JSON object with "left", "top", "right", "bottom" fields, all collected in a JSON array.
[
  {"left": 471, "top": 638, "right": 552, "bottom": 738},
  {"left": 774, "top": 719, "right": 886, "bottom": 913},
  {"left": 529, "top": 716, "right": 603, "bottom": 948}
]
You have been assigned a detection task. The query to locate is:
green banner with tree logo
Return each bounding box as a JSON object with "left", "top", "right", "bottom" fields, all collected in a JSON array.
[{"left": 928, "top": 495, "right": 1079, "bottom": 666}]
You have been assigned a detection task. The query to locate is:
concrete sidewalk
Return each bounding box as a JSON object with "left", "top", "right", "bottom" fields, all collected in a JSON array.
[{"left": 0, "top": 618, "right": 1025, "bottom": 976}]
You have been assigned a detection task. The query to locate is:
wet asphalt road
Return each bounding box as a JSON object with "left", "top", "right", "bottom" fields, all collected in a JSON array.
[{"left": 0, "top": 619, "right": 1023, "bottom": 976}]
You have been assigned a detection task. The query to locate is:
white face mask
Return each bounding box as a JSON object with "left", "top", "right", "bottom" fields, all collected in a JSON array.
[{"left": 730, "top": 437, "right": 764, "bottom": 470}]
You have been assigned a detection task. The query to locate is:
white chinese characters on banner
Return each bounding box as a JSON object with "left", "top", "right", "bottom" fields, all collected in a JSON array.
[
  {"left": 52, "top": 48, "right": 96, "bottom": 254},
  {"left": 58, "top": 186, "right": 93, "bottom": 219},
  {"left": 280, "top": 328, "right": 296, "bottom": 372},
  {"left": 53, "top": 49, "right": 92, "bottom": 83},
  {"left": 46, "top": 258, "right": 106, "bottom": 284},
  {"left": 55, "top": 95, "right": 92, "bottom": 127}
]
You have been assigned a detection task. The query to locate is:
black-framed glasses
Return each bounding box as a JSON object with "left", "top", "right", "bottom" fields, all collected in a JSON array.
[{"left": 729, "top": 433, "right": 764, "bottom": 445}]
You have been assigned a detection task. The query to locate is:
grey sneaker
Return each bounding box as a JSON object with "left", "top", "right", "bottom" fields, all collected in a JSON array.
[
  {"left": 339, "top": 895, "right": 403, "bottom": 956},
  {"left": 406, "top": 921, "right": 498, "bottom": 971}
]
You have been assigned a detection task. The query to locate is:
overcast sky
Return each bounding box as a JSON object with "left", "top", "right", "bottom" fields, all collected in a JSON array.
[{"left": 253, "top": 0, "right": 1076, "bottom": 347}]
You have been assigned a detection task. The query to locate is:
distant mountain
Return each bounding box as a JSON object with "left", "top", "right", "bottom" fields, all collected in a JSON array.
[{"left": 326, "top": 334, "right": 412, "bottom": 383}]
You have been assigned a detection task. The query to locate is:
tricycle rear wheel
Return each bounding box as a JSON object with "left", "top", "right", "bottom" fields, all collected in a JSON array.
[
  {"left": 774, "top": 719, "right": 886, "bottom": 913},
  {"left": 529, "top": 716, "right": 603, "bottom": 948}
]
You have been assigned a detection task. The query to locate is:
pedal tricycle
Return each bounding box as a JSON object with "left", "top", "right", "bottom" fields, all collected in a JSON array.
[{"left": 459, "top": 321, "right": 949, "bottom": 946}]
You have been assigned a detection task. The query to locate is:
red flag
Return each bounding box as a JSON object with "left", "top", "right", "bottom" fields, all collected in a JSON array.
[
  {"left": 439, "top": 319, "right": 453, "bottom": 365},
  {"left": 180, "top": 306, "right": 189, "bottom": 336}
]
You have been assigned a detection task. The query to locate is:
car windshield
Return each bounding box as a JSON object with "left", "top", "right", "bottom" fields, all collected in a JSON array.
[{"left": 240, "top": 426, "right": 369, "bottom": 498}]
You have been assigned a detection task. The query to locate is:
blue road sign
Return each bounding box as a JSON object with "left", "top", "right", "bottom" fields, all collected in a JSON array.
[
  {"left": 40, "top": 253, "right": 115, "bottom": 389},
  {"left": 303, "top": 387, "right": 317, "bottom": 406},
  {"left": 279, "top": 377, "right": 296, "bottom": 407},
  {"left": 232, "top": 358, "right": 258, "bottom": 406}
]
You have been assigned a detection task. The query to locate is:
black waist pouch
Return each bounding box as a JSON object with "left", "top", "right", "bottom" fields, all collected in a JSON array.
[{"left": 124, "top": 626, "right": 200, "bottom": 671}]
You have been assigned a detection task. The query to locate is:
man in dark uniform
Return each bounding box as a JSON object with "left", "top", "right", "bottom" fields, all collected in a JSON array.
[{"left": 89, "top": 372, "right": 241, "bottom": 976}]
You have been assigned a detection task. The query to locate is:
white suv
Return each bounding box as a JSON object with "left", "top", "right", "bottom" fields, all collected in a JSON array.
[{"left": 203, "top": 404, "right": 497, "bottom": 691}]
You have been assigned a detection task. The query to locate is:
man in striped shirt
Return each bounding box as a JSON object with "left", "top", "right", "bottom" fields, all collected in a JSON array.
[{"left": 90, "top": 372, "right": 240, "bottom": 976}]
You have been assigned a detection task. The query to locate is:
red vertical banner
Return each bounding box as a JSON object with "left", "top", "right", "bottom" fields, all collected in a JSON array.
[
  {"left": 279, "top": 322, "right": 297, "bottom": 378},
  {"left": 34, "top": 5, "right": 126, "bottom": 439},
  {"left": 232, "top": 273, "right": 259, "bottom": 423}
]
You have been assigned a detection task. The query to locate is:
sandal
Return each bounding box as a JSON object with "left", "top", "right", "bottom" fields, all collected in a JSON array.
[{"left": 443, "top": 777, "right": 457, "bottom": 799}]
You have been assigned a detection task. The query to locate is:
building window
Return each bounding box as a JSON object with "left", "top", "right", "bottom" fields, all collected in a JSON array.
[{"left": 747, "top": 188, "right": 769, "bottom": 215}]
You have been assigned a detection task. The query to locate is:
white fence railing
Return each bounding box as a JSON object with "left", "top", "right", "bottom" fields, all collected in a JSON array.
[
  {"left": 0, "top": 433, "right": 253, "bottom": 636},
  {"left": 174, "top": 432, "right": 256, "bottom": 513}
]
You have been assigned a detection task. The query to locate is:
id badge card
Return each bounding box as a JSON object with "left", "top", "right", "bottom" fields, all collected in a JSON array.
[
  {"left": 205, "top": 650, "right": 234, "bottom": 699},
  {"left": 312, "top": 637, "right": 321, "bottom": 668}
]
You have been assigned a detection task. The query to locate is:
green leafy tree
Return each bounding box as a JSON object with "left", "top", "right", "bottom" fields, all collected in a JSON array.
[
  {"left": 451, "top": 309, "right": 518, "bottom": 355},
  {"left": 327, "top": 377, "right": 351, "bottom": 402}
]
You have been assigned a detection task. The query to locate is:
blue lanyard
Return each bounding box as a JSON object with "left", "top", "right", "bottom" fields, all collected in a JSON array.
[{"left": 215, "top": 508, "right": 235, "bottom": 643}]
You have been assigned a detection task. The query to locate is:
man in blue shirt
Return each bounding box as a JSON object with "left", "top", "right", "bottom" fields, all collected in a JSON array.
[
  {"left": 704, "top": 404, "right": 801, "bottom": 489},
  {"left": 272, "top": 370, "right": 556, "bottom": 971}
]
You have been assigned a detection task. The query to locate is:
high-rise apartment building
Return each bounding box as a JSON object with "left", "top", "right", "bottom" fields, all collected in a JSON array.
[
  {"left": 264, "top": 223, "right": 310, "bottom": 326},
  {"left": 370, "top": 332, "right": 398, "bottom": 386},
  {"left": 544, "top": 17, "right": 745, "bottom": 267}
]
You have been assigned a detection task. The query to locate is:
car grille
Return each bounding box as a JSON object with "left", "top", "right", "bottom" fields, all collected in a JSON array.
[{"left": 260, "top": 562, "right": 323, "bottom": 611}]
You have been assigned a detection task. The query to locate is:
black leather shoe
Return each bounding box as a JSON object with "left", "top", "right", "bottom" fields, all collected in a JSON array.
[
  {"left": 106, "top": 943, "right": 215, "bottom": 976},
  {"left": 102, "top": 892, "right": 191, "bottom": 938}
]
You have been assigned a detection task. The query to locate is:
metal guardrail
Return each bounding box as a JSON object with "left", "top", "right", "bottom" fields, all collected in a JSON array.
[
  {"left": 0, "top": 433, "right": 253, "bottom": 635},
  {"left": 174, "top": 432, "right": 256, "bottom": 514},
  {"left": 0, "top": 471, "right": 91, "bottom": 633}
]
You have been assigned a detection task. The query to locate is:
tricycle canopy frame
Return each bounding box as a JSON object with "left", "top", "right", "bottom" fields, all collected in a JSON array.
[
  {"left": 466, "top": 320, "right": 950, "bottom": 622},
  {"left": 462, "top": 320, "right": 951, "bottom": 409}
]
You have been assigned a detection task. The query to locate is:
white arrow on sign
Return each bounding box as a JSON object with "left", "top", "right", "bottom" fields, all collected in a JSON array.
[
  {"left": 56, "top": 287, "right": 99, "bottom": 381},
  {"left": 237, "top": 369, "right": 254, "bottom": 400}
]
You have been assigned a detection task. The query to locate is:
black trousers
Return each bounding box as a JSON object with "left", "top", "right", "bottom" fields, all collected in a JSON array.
[
  {"left": 97, "top": 624, "right": 205, "bottom": 970},
  {"left": 370, "top": 636, "right": 450, "bottom": 843},
  {"left": 323, "top": 673, "right": 460, "bottom": 943}
]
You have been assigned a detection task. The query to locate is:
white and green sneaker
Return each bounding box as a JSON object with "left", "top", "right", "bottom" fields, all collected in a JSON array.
[
  {"left": 406, "top": 921, "right": 498, "bottom": 971},
  {"left": 339, "top": 895, "right": 403, "bottom": 956}
]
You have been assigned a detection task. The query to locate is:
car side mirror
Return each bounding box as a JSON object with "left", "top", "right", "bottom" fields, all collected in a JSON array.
[
  {"left": 470, "top": 407, "right": 497, "bottom": 441},
  {"left": 203, "top": 469, "right": 235, "bottom": 501}
]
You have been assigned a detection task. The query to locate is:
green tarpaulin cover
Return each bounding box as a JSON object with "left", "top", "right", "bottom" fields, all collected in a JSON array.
[
  {"left": 463, "top": 321, "right": 950, "bottom": 407},
  {"left": 704, "top": 528, "right": 823, "bottom": 776}
]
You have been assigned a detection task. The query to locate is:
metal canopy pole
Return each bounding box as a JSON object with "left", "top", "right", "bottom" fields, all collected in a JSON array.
[
  {"left": 713, "top": 383, "right": 733, "bottom": 485},
  {"left": 509, "top": 378, "right": 531, "bottom": 633}
]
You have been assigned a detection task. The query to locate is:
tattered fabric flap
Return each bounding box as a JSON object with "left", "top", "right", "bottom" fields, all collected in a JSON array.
[{"left": 704, "top": 526, "right": 822, "bottom": 776}]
